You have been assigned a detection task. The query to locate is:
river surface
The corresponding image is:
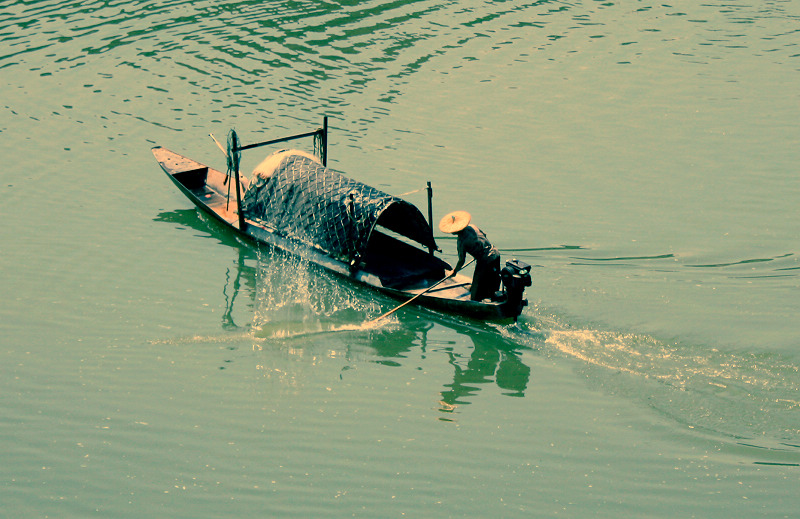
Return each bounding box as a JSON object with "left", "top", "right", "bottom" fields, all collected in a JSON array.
[{"left": 2, "top": 1, "right": 799, "bottom": 517}]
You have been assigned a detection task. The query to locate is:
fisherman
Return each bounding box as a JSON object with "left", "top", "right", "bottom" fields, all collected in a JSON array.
[{"left": 439, "top": 210, "right": 501, "bottom": 302}]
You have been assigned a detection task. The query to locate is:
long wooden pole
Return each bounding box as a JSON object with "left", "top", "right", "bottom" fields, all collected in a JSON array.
[
  {"left": 231, "top": 116, "right": 328, "bottom": 162},
  {"left": 366, "top": 258, "right": 475, "bottom": 326},
  {"left": 235, "top": 129, "right": 321, "bottom": 152}
]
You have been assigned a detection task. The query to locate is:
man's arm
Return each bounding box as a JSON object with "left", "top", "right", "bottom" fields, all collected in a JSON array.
[{"left": 452, "top": 236, "right": 466, "bottom": 274}]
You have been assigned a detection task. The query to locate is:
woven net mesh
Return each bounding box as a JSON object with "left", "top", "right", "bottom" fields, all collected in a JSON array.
[{"left": 241, "top": 154, "right": 436, "bottom": 264}]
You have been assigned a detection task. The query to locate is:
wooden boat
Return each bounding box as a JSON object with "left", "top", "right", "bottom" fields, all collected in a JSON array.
[{"left": 152, "top": 118, "right": 531, "bottom": 321}]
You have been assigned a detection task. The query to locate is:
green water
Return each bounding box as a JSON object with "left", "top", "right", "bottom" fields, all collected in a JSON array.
[{"left": 2, "top": 1, "right": 798, "bottom": 517}]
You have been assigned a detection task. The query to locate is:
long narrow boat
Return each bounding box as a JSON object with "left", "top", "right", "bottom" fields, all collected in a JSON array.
[{"left": 152, "top": 118, "right": 531, "bottom": 321}]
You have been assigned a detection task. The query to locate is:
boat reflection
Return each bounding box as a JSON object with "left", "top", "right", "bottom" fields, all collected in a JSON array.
[
  {"left": 155, "top": 208, "right": 261, "bottom": 330},
  {"left": 155, "top": 208, "right": 536, "bottom": 414},
  {"left": 440, "top": 331, "right": 530, "bottom": 411}
]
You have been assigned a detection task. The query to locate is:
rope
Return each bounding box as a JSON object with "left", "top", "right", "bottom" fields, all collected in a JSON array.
[{"left": 398, "top": 187, "right": 425, "bottom": 197}]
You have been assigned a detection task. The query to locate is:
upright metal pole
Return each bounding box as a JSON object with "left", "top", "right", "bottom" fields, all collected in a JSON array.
[
  {"left": 427, "top": 181, "right": 434, "bottom": 254},
  {"left": 322, "top": 116, "right": 328, "bottom": 166},
  {"left": 235, "top": 167, "right": 245, "bottom": 231}
]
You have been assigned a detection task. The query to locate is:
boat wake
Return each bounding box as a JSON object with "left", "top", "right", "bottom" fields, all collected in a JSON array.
[
  {"left": 253, "top": 319, "right": 388, "bottom": 340},
  {"left": 506, "top": 309, "right": 800, "bottom": 449}
]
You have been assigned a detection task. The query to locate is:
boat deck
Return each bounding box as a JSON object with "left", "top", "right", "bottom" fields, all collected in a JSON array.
[{"left": 154, "top": 147, "right": 245, "bottom": 227}]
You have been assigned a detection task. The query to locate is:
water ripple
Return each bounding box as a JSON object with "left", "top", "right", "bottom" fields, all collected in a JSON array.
[{"left": 4, "top": 0, "right": 798, "bottom": 132}]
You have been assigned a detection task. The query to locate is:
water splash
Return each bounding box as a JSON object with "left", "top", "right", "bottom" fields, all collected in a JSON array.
[{"left": 249, "top": 244, "right": 390, "bottom": 337}]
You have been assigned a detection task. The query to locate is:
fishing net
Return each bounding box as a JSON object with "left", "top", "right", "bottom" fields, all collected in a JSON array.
[
  {"left": 241, "top": 153, "right": 437, "bottom": 265},
  {"left": 313, "top": 130, "right": 325, "bottom": 165}
]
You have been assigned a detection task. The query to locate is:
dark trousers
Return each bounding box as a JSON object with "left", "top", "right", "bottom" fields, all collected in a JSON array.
[{"left": 470, "top": 256, "right": 501, "bottom": 301}]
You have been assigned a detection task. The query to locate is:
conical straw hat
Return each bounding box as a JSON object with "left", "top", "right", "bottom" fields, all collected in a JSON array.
[{"left": 439, "top": 211, "right": 471, "bottom": 234}]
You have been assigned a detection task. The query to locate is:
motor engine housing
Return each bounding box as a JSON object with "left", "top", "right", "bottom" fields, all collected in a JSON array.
[{"left": 500, "top": 259, "right": 532, "bottom": 320}]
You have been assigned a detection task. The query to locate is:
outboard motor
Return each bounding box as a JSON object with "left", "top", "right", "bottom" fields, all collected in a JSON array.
[{"left": 500, "top": 259, "right": 532, "bottom": 320}]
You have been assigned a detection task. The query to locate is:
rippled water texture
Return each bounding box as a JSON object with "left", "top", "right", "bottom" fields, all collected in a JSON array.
[{"left": 2, "top": 1, "right": 799, "bottom": 517}]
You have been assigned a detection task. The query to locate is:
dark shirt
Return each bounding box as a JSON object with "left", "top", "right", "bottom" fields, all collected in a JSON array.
[{"left": 455, "top": 224, "right": 499, "bottom": 272}]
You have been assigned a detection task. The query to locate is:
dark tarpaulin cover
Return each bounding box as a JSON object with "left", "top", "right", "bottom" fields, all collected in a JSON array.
[{"left": 241, "top": 154, "right": 437, "bottom": 263}]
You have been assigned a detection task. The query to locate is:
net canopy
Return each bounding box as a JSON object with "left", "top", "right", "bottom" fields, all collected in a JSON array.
[{"left": 241, "top": 152, "right": 437, "bottom": 264}]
